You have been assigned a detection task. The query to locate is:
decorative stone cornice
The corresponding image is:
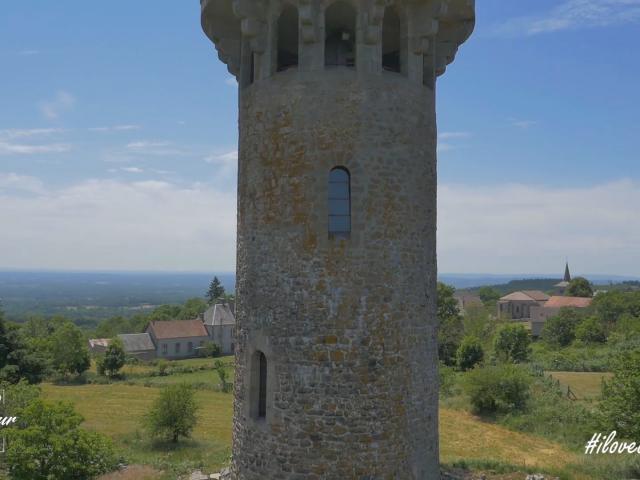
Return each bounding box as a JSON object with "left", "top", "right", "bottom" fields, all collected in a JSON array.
[{"left": 201, "top": 0, "right": 474, "bottom": 79}]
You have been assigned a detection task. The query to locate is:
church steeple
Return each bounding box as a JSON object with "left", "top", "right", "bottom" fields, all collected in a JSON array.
[{"left": 564, "top": 261, "right": 571, "bottom": 282}]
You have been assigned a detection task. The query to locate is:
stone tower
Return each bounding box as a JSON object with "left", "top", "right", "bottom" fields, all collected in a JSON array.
[{"left": 201, "top": 0, "right": 474, "bottom": 478}]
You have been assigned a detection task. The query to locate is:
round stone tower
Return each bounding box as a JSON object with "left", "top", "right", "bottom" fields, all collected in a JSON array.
[{"left": 201, "top": 0, "right": 474, "bottom": 478}]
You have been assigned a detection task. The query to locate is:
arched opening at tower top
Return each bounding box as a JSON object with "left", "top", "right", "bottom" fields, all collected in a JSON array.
[
  {"left": 277, "top": 4, "right": 299, "bottom": 72},
  {"left": 324, "top": 1, "right": 356, "bottom": 67},
  {"left": 382, "top": 6, "right": 401, "bottom": 73}
]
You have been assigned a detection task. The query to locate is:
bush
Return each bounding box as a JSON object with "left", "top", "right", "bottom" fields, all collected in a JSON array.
[
  {"left": 599, "top": 349, "right": 640, "bottom": 439},
  {"left": 463, "top": 364, "right": 532, "bottom": 415},
  {"left": 494, "top": 323, "right": 531, "bottom": 363},
  {"left": 157, "top": 359, "right": 169, "bottom": 376},
  {"left": 145, "top": 383, "right": 199, "bottom": 443},
  {"left": 542, "top": 308, "right": 582, "bottom": 348},
  {"left": 199, "top": 341, "right": 221, "bottom": 358},
  {"left": 439, "top": 363, "right": 458, "bottom": 398},
  {"left": 456, "top": 336, "right": 484, "bottom": 371},
  {"left": 575, "top": 316, "right": 607, "bottom": 344},
  {"left": 6, "top": 400, "right": 117, "bottom": 479},
  {"left": 213, "top": 360, "right": 232, "bottom": 393}
]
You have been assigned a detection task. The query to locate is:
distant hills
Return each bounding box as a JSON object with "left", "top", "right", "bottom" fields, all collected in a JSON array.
[{"left": 0, "top": 270, "right": 637, "bottom": 323}]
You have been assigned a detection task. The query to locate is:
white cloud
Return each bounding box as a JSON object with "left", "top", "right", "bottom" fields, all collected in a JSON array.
[
  {"left": 0, "top": 128, "right": 65, "bottom": 139},
  {"left": 205, "top": 150, "right": 237, "bottom": 166},
  {"left": 17, "top": 49, "right": 40, "bottom": 56},
  {"left": 0, "top": 141, "right": 71, "bottom": 155},
  {"left": 439, "top": 132, "right": 472, "bottom": 140},
  {"left": 438, "top": 180, "right": 640, "bottom": 275},
  {"left": 225, "top": 77, "right": 237, "bottom": 87},
  {"left": 0, "top": 178, "right": 237, "bottom": 271},
  {"left": 0, "top": 173, "right": 45, "bottom": 194},
  {"left": 1, "top": 175, "right": 638, "bottom": 274},
  {"left": 121, "top": 167, "right": 144, "bottom": 173},
  {"left": 88, "top": 125, "right": 141, "bottom": 133},
  {"left": 40, "top": 91, "right": 75, "bottom": 119},
  {"left": 126, "top": 140, "right": 189, "bottom": 156},
  {"left": 493, "top": 0, "right": 640, "bottom": 36},
  {"left": 511, "top": 120, "right": 537, "bottom": 129}
]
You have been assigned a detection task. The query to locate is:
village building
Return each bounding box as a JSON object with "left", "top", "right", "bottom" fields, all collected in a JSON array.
[
  {"left": 454, "top": 292, "right": 483, "bottom": 315},
  {"left": 118, "top": 333, "right": 156, "bottom": 361},
  {"left": 203, "top": 303, "right": 236, "bottom": 355},
  {"left": 529, "top": 296, "right": 593, "bottom": 336},
  {"left": 145, "top": 319, "right": 209, "bottom": 359},
  {"left": 497, "top": 290, "right": 550, "bottom": 320},
  {"left": 88, "top": 338, "right": 110, "bottom": 355},
  {"left": 554, "top": 262, "right": 572, "bottom": 293}
]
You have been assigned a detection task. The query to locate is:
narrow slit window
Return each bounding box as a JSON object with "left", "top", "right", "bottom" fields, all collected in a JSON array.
[
  {"left": 329, "top": 167, "right": 351, "bottom": 236},
  {"left": 258, "top": 351, "right": 267, "bottom": 418}
]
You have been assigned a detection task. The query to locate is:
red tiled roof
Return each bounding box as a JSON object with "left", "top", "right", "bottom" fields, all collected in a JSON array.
[
  {"left": 147, "top": 319, "right": 208, "bottom": 339},
  {"left": 545, "top": 296, "right": 592, "bottom": 308},
  {"left": 522, "top": 290, "right": 550, "bottom": 302}
]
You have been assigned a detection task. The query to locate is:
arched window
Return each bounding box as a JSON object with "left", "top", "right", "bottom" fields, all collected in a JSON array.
[
  {"left": 382, "top": 6, "right": 401, "bottom": 72},
  {"left": 277, "top": 4, "right": 299, "bottom": 72},
  {"left": 258, "top": 351, "right": 267, "bottom": 418},
  {"left": 325, "top": 1, "right": 356, "bottom": 67},
  {"left": 250, "top": 350, "right": 268, "bottom": 419},
  {"left": 328, "top": 167, "right": 351, "bottom": 236}
]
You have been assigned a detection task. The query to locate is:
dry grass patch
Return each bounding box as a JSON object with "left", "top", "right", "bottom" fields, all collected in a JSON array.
[
  {"left": 547, "top": 371, "right": 611, "bottom": 401},
  {"left": 440, "top": 408, "right": 585, "bottom": 476}
]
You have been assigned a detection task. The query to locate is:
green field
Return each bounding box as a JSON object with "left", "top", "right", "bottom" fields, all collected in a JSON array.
[{"left": 41, "top": 376, "right": 599, "bottom": 479}]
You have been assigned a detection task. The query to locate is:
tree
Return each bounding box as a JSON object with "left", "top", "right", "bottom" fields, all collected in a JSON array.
[
  {"left": 541, "top": 308, "right": 582, "bottom": 348},
  {"left": 456, "top": 336, "right": 484, "bottom": 371},
  {"left": 206, "top": 276, "right": 226, "bottom": 305},
  {"left": 6, "top": 400, "right": 117, "bottom": 480},
  {"left": 145, "top": 384, "right": 199, "bottom": 443},
  {"left": 214, "top": 360, "right": 232, "bottom": 393},
  {"left": 494, "top": 323, "right": 531, "bottom": 363},
  {"left": 599, "top": 349, "right": 640, "bottom": 439},
  {"left": 178, "top": 297, "right": 209, "bottom": 320},
  {"left": 478, "top": 286, "right": 501, "bottom": 306},
  {"left": 437, "top": 282, "right": 463, "bottom": 366},
  {"left": 566, "top": 277, "right": 593, "bottom": 298},
  {"left": 0, "top": 311, "right": 47, "bottom": 384},
  {"left": 100, "top": 338, "right": 126, "bottom": 378},
  {"left": 49, "top": 322, "right": 90, "bottom": 377},
  {"left": 575, "top": 316, "right": 607, "bottom": 344}
]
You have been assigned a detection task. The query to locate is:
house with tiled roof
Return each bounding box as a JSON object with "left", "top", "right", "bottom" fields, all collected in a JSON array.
[
  {"left": 529, "top": 295, "right": 593, "bottom": 336},
  {"left": 203, "top": 303, "right": 236, "bottom": 355},
  {"left": 497, "top": 290, "right": 550, "bottom": 320},
  {"left": 145, "top": 319, "right": 210, "bottom": 359}
]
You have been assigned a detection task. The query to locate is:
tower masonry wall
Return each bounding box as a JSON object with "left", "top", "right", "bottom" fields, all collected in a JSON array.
[{"left": 232, "top": 67, "right": 439, "bottom": 479}]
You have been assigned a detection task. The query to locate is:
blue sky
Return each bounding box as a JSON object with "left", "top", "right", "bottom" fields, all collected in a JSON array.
[{"left": 0, "top": 0, "right": 639, "bottom": 275}]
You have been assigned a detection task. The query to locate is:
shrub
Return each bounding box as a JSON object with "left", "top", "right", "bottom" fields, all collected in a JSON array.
[
  {"left": 494, "top": 323, "right": 531, "bottom": 363},
  {"left": 156, "top": 359, "right": 169, "bottom": 376},
  {"left": 542, "top": 308, "right": 582, "bottom": 348},
  {"left": 6, "top": 400, "right": 117, "bottom": 479},
  {"left": 575, "top": 316, "right": 607, "bottom": 344},
  {"left": 213, "top": 360, "right": 232, "bottom": 393},
  {"left": 199, "top": 341, "right": 221, "bottom": 358},
  {"left": 145, "top": 384, "right": 199, "bottom": 443},
  {"left": 463, "top": 364, "right": 532, "bottom": 415},
  {"left": 599, "top": 349, "right": 640, "bottom": 439},
  {"left": 456, "top": 336, "right": 484, "bottom": 371}
]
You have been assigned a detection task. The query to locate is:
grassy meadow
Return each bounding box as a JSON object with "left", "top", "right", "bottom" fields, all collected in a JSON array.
[
  {"left": 548, "top": 371, "right": 612, "bottom": 402},
  {"left": 38, "top": 358, "right": 625, "bottom": 480}
]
